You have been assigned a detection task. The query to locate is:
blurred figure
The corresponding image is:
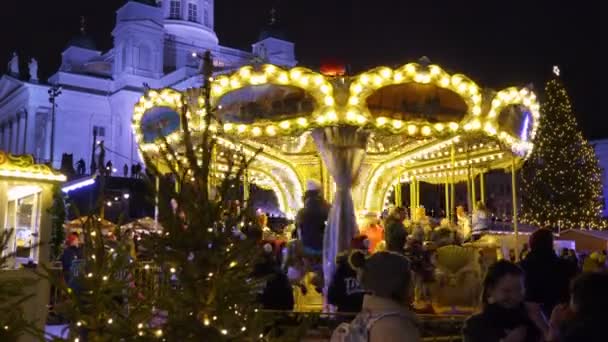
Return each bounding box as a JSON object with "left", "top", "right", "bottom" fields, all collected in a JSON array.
[
  {"left": 519, "top": 229, "right": 577, "bottom": 317},
  {"left": 332, "top": 252, "right": 421, "bottom": 341},
  {"left": 463, "top": 261, "right": 548, "bottom": 342},
  {"left": 61, "top": 233, "right": 83, "bottom": 286},
  {"left": 384, "top": 207, "right": 408, "bottom": 254},
  {"left": 549, "top": 272, "right": 608, "bottom": 341},
  {"left": 359, "top": 212, "right": 384, "bottom": 253},
  {"left": 252, "top": 243, "right": 294, "bottom": 311},
  {"left": 296, "top": 180, "right": 330, "bottom": 257},
  {"left": 471, "top": 202, "right": 489, "bottom": 241},
  {"left": 328, "top": 236, "right": 369, "bottom": 313}
]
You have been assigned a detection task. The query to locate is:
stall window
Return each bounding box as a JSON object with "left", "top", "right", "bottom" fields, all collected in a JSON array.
[{"left": 5, "top": 185, "right": 42, "bottom": 266}]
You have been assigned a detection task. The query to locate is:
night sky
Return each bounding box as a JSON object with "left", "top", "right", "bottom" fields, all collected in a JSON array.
[{"left": 1, "top": 0, "right": 605, "bottom": 139}]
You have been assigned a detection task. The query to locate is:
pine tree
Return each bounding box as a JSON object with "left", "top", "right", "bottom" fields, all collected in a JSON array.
[
  {"left": 521, "top": 71, "right": 603, "bottom": 229},
  {"left": 135, "top": 51, "right": 279, "bottom": 340}
]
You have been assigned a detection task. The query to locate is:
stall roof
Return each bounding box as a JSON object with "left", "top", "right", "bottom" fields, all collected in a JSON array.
[{"left": 0, "top": 151, "right": 66, "bottom": 182}]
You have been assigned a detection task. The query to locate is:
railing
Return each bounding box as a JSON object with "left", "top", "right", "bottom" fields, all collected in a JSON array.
[{"left": 48, "top": 261, "right": 466, "bottom": 340}]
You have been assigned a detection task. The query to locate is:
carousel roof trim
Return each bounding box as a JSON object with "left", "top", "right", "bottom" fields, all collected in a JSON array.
[{"left": 0, "top": 151, "right": 66, "bottom": 182}]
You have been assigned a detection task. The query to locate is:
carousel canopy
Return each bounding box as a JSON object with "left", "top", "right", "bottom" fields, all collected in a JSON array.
[{"left": 132, "top": 61, "right": 541, "bottom": 214}]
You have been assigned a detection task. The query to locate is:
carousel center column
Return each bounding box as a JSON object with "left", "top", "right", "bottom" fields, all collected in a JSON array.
[{"left": 312, "top": 125, "right": 369, "bottom": 291}]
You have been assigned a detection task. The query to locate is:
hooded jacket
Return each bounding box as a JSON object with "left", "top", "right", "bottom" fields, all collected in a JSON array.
[
  {"left": 296, "top": 191, "right": 330, "bottom": 252},
  {"left": 328, "top": 253, "right": 366, "bottom": 313}
]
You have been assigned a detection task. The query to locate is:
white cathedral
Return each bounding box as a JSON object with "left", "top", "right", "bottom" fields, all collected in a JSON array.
[{"left": 0, "top": 0, "right": 296, "bottom": 171}]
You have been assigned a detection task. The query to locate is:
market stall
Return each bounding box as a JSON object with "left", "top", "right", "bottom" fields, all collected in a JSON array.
[{"left": 0, "top": 151, "right": 66, "bottom": 268}]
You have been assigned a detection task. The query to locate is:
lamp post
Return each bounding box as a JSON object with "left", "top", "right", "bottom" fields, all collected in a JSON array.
[{"left": 48, "top": 84, "right": 62, "bottom": 167}]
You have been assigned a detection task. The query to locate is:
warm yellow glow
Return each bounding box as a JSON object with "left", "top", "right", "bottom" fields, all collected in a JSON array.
[
  {"left": 279, "top": 121, "right": 291, "bottom": 129},
  {"left": 324, "top": 96, "right": 335, "bottom": 106},
  {"left": 297, "top": 118, "right": 308, "bottom": 127},
  {"left": 223, "top": 123, "right": 234, "bottom": 131},
  {"left": 266, "top": 126, "right": 277, "bottom": 136},
  {"left": 392, "top": 120, "right": 403, "bottom": 129},
  {"left": 421, "top": 126, "right": 432, "bottom": 136},
  {"left": 407, "top": 125, "right": 418, "bottom": 135},
  {"left": 448, "top": 122, "right": 459, "bottom": 131},
  {"left": 326, "top": 110, "right": 338, "bottom": 122},
  {"left": 237, "top": 125, "right": 247, "bottom": 133},
  {"left": 346, "top": 110, "right": 357, "bottom": 121},
  {"left": 376, "top": 117, "right": 388, "bottom": 126},
  {"left": 252, "top": 127, "right": 262, "bottom": 136},
  {"left": 349, "top": 97, "right": 359, "bottom": 105},
  {"left": 434, "top": 123, "right": 444, "bottom": 131},
  {"left": 320, "top": 84, "right": 331, "bottom": 94}
]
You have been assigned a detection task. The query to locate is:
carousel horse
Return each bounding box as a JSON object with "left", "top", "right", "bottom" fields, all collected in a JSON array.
[{"left": 434, "top": 245, "right": 481, "bottom": 313}]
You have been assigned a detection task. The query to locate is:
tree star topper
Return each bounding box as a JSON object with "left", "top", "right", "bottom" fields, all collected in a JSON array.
[{"left": 553, "top": 65, "right": 560, "bottom": 76}]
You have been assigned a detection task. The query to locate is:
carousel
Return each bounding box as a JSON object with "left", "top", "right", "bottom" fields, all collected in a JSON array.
[{"left": 132, "top": 58, "right": 540, "bottom": 281}]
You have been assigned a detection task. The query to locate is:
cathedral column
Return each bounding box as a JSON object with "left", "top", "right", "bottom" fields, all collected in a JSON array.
[
  {"left": 46, "top": 112, "right": 53, "bottom": 164},
  {"left": 20, "top": 110, "right": 28, "bottom": 154},
  {"left": 0, "top": 123, "right": 4, "bottom": 150},
  {"left": 8, "top": 119, "right": 13, "bottom": 153},
  {"left": 15, "top": 112, "right": 22, "bottom": 154}
]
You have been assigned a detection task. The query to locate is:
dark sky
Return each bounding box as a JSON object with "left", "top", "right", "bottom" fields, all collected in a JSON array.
[{"left": 1, "top": 0, "right": 605, "bottom": 139}]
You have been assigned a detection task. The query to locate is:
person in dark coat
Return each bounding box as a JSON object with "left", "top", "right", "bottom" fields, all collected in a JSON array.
[
  {"left": 252, "top": 244, "right": 294, "bottom": 311},
  {"left": 549, "top": 272, "right": 608, "bottom": 342},
  {"left": 295, "top": 180, "right": 330, "bottom": 256},
  {"left": 519, "top": 229, "right": 577, "bottom": 317},
  {"left": 463, "top": 260, "right": 549, "bottom": 342},
  {"left": 60, "top": 233, "right": 83, "bottom": 286},
  {"left": 328, "top": 236, "right": 369, "bottom": 314},
  {"left": 383, "top": 207, "right": 408, "bottom": 253}
]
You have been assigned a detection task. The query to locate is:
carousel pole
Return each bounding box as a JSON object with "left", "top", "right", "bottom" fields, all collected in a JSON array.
[
  {"left": 415, "top": 179, "right": 420, "bottom": 212},
  {"left": 466, "top": 144, "right": 473, "bottom": 213},
  {"left": 511, "top": 156, "right": 520, "bottom": 262},
  {"left": 154, "top": 173, "right": 160, "bottom": 223},
  {"left": 471, "top": 170, "right": 477, "bottom": 210},
  {"left": 450, "top": 144, "right": 456, "bottom": 223},
  {"left": 395, "top": 180, "right": 402, "bottom": 207},
  {"left": 243, "top": 168, "right": 250, "bottom": 206},
  {"left": 410, "top": 179, "right": 415, "bottom": 219},
  {"left": 445, "top": 180, "right": 450, "bottom": 221},
  {"left": 480, "top": 170, "right": 486, "bottom": 205}
]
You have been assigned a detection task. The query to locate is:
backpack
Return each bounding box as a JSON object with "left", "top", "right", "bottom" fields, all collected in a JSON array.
[{"left": 330, "top": 311, "right": 404, "bottom": 342}]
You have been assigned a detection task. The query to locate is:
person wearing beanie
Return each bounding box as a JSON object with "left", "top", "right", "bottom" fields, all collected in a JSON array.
[
  {"left": 327, "top": 236, "right": 369, "bottom": 314},
  {"left": 295, "top": 179, "right": 330, "bottom": 256},
  {"left": 339, "top": 251, "right": 421, "bottom": 341},
  {"left": 519, "top": 229, "right": 578, "bottom": 317}
]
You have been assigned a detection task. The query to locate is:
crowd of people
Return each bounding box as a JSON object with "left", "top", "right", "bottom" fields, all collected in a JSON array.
[{"left": 56, "top": 177, "right": 608, "bottom": 341}]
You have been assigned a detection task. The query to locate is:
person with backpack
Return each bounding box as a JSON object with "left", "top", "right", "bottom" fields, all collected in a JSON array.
[{"left": 331, "top": 251, "right": 420, "bottom": 342}]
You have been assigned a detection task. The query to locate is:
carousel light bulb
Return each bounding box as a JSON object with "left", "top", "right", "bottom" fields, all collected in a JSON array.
[
  {"left": 473, "top": 106, "right": 482, "bottom": 115},
  {"left": 277, "top": 73, "right": 289, "bottom": 83},
  {"left": 264, "top": 64, "right": 276, "bottom": 74},
  {"left": 449, "top": 122, "right": 459, "bottom": 131},
  {"left": 290, "top": 69, "right": 302, "bottom": 80},
  {"left": 458, "top": 83, "right": 467, "bottom": 93},
  {"left": 219, "top": 77, "right": 229, "bottom": 87},
  {"left": 434, "top": 123, "right": 444, "bottom": 131},
  {"left": 421, "top": 126, "right": 431, "bottom": 136},
  {"left": 440, "top": 77, "right": 450, "bottom": 87},
  {"left": 299, "top": 76, "right": 309, "bottom": 86},
  {"left": 324, "top": 96, "right": 335, "bottom": 106},
  {"left": 252, "top": 127, "right": 262, "bottom": 136},
  {"left": 221, "top": 329, "right": 228, "bottom": 335},
  {"left": 392, "top": 120, "right": 403, "bottom": 129},
  {"left": 326, "top": 110, "right": 338, "bottom": 121},
  {"left": 320, "top": 84, "right": 331, "bottom": 94},
  {"left": 279, "top": 121, "right": 291, "bottom": 129},
  {"left": 376, "top": 117, "right": 388, "bottom": 126},
  {"left": 394, "top": 72, "right": 404, "bottom": 82},
  {"left": 352, "top": 83, "right": 363, "bottom": 94},
  {"left": 314, "top": 75, "right": 324, "bottom": 85},
  {"left": 360, "top": 74, "right": 370, "bottom": 84},
  {"left": 239, "top": 68, "right": 251, "bottom": 79},
  {"left": 237, "top": 125, "right": 247, "bottom": 133},
  {"left": 346, "top": 110, "right": 357, "bottom": 121},
  {"left": 349, "top": 97, "right": 359, "bottom": 105},
  {"left": 356, "top": 115, "right": 367, "bottom": 124},
  {"left": 230, "top": 79, "right": 241, "bottom": 88},
  {"left": 407, "top": 125, "right": 417, "bottom": 135},
  {"left": 265, "top": 126, "right": 277, "bottom": 136},
  {"left": 380, "top": 68, "right": 392, "bottom": 79},
  {"left": 451, "top": 75, "right": 462, "bottom": 86},
  {"left": 405, "top": 64, "right": 416, "bottom": 74},
  {"left": 373, "top": 76, "right": 383, "bottom": 86},
  {"left": 297, "top": 118, "right": 308, "bottom": 127}
]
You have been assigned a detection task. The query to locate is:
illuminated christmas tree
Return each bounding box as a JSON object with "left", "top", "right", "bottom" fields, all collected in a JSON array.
[{"left": 521, "top": 68, "right": 603, "bottom": 229}]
